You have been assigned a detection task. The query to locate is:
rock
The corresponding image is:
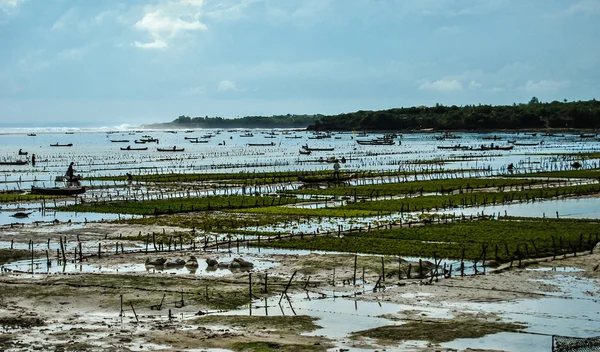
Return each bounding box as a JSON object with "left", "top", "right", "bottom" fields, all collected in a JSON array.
[
  {"left": 165, "top": 259, "right": 186, "bottom": 267},
  {"left": 145, "top": 257, "right": 167, "bottom": 266},
  {"left": 205, "top": 258, "right": 218, "bottom": 267},
  {"left": 228, "top": 261, "right": 241, "bottom": 269},
  {"left": 185, "top": 256, "right": 199, "bottom": 267},
  {"left": 233, "top": 257, "right": 254, "bottom": 268}
]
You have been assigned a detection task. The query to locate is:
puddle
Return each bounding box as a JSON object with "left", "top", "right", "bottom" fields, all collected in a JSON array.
[{"left": 2, "top": 254, "right": 278, "bottom": 278}]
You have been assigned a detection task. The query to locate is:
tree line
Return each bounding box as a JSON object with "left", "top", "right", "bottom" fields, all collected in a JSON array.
[
  {"left": 308, "top": 98, "right": 600, "bottom": 131},
  {"left": 161, "top": 114, "right": 322, "bottom": 129},
  {"left": 158, "top": 98, "right": 600, "bottom": 131}
]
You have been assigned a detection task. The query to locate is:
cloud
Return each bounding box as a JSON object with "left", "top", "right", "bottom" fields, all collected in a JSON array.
[
  {"left": 468, "top": 80, "right": 482, "bottom": 89},
  {"left": 132, "top": 1, "right": 208, "bottom": 49},
  {"left": 132, "top": 39, "right": 168, "bottom": 49},
  {"left": 51, "top": 8, "right": 76, "bottom": 31},
  {"left": 419, "top": 79, "right": 463, "bottom": 92},
  {"left": 218, "top": 80, "right": 237, "bottom": 92},
  {"left": 522, "top": 80, "right": 570, "bottom": 92},
  {"left": 0, "top": 0, "right": 24, "bottom": 15}
]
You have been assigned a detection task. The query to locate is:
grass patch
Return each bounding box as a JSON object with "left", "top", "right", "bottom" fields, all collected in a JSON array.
[{"left": 351, "top": 319, "right": 524, "bottom": 344}]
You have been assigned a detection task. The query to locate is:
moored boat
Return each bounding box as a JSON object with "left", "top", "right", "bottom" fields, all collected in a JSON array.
[
  {"left": 120, "top": 146, "right": 148, "bottom": 151},
  {"left": 50, "top": 143, "right": 73, "bottom": 147},
  {"left": 157, "top": 147, "right": 185, "bottom": 152},
  {"left": 31, "top": 186, "right": 86, "bottom": 196},
  {"left": 0, "top": 160, "right": 28, "bottom": 165}
]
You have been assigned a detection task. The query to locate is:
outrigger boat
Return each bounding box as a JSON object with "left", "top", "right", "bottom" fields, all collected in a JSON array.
[
  {"left": 120, "top": 146, "right": 148, "bottom": 151},
  {"left": 31, "top": 186, "right": 86, "bottom": 196},
  {"left": 0, "top": 160, "right": 28, "bottom": 166},
  {"left": 157, "top": 147, "right": 185, "bottom": 152}
]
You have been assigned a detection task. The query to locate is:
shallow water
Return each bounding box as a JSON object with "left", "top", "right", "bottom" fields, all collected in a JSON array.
[{"left": 214, "top": 268, "right": 600, "bottom": 352}]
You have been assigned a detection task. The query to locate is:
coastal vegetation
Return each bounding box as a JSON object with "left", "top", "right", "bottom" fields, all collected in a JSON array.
[
  {"left": 153, "top": 99, "right": 600, "bottom": 131},
  {"left": 308, "top": 98, "right": 600, "bottom": 131}
]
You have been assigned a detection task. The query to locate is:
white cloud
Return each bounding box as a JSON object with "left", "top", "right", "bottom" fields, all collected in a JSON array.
[
  {"left": 132, "top": 39, "right": 168, "bottom": 50},
  {"left": 523, "top": 80, "right": 570, "bottom": 92},
  {"left": 468, "top": 80, "right": 482, "bottom": 89},
  {"left": 419, "top": 79, "right": 463, "bottom": 92},
  {"left": 204, "top": 0, "right": 258, "bottom": 22},
  {"left": 0, "top": 0, "right": 24, "bottom": 14},
  {"left": 132, "top": 1, "right": 208, "bottom": 49},
  {"left": 218, "top": 80, "right": 237, "bottom": 92},
  {"left": 51, "top": 8, "right": 76, "bottom": 31}
]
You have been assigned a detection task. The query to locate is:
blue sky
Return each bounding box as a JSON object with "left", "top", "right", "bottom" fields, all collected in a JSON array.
[{"left": 0, "top": 0, "right": 599, "bottom": 127}]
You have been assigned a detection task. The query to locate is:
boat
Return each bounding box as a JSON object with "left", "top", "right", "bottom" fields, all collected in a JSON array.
[
  {"left": 134, "top": 140, "right": 147, "bottom": 144},
  {"left": 110, "top": 139, "right": 130, "bottom": 143},
  {"left": 27, "top": 133, "right": 36, "bottom": 137},
  {"left": 31, "top": 186, "right": 86, "bottom": 196},
  {"left": 298, "top": 173, "right": 355, "bottom": 183},
  {"left": 184, "top": 137, "right": 198, "bottom": 140},
  {"left": 437, "top": 145, "right": 471, "bottom": 150},
  {"left": 0, "top": 160, "right": 28, "bottom": 165},
  {"left": 580, "top": 133, "right": 596, "bottom": 138},
  {"left": 120, "top": 146, "right": 148, "bottom": 151},
  {"left": 482, "top": 135, "right": 502, "bottom": 140},
  {"left": 50, "top": 143, "right": 73, "bottom": 147},
  {"left": 302, "top": 145, "right": 334, "bottom": 152},
  {"left": 247, "top": 142, "right": 275, "bottom": 147},
  {"left": 18, "top": 150, "right": 28, "bottom": 155},
  {"left": 285, "top": 135, "right": 303, "bottom": 139},
  {"left": 157, "top": 147, "right": 185, "bottom": 152},
  {"left": 512, "top": 142, "right": 540, "bottom": 146},
  {"left": 435, "top": 132, "right": 461, "bottom": 140},
  {"left": 299, "top": 149, "right": 312, "bottom": 155},
  {"left": 240, "top": 133, "right": 253, "bottom": 137},
  {"left": 475, "top": 145, "right": 514, "bottom": 151},
  {"left": 189, "top": 140, "right": 209, "bottom": 143},
  {"left": 356, "top": 139, "right": 395, "bottom": 145}
]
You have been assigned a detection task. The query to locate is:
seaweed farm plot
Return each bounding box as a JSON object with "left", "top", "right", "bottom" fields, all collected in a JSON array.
[
  {"left": 3, "top": 130, "right": 600, "bottom": 351},
  {"left": 257, "top": 218, "right": 600, "bottom": 263}
]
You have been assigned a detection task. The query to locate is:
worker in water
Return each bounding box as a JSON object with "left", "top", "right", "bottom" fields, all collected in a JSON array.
[
  {"left": 31, "top": 154, "right": 36, "bottom": 167},
  {"left": 65, "top": 162, "right": 75, "bottom": 181},
  {"left": 333, "top": 159, "right": 341, "bottom": 179}
]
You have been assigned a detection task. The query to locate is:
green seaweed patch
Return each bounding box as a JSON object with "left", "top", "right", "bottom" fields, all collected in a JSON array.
[
  {"left": 513, "top": 169, "right": 600, "bottom": 179},
  {"left": 194, "top": 315, "right": 320, "bottom": 334},
  {"left": 58, "top": 195, "right": 298, "bottom": 215},
  {"left": 230, "top": 341, "right": 325, "bottom": 352},
  {"left": 0, "top": 249, "right": 33, "bottom": 265},
  {"left": 351, "top": 319, "right": 524, "bottom": 344}
]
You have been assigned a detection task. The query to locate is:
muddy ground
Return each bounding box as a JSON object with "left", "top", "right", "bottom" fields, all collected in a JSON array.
[{"left": 0, "top": 222, "right": 599, "bottom": 352}]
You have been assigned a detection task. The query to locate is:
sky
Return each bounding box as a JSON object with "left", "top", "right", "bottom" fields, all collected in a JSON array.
[{"left": 0, "top": 0, "right": 599, "bottom": 127}]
